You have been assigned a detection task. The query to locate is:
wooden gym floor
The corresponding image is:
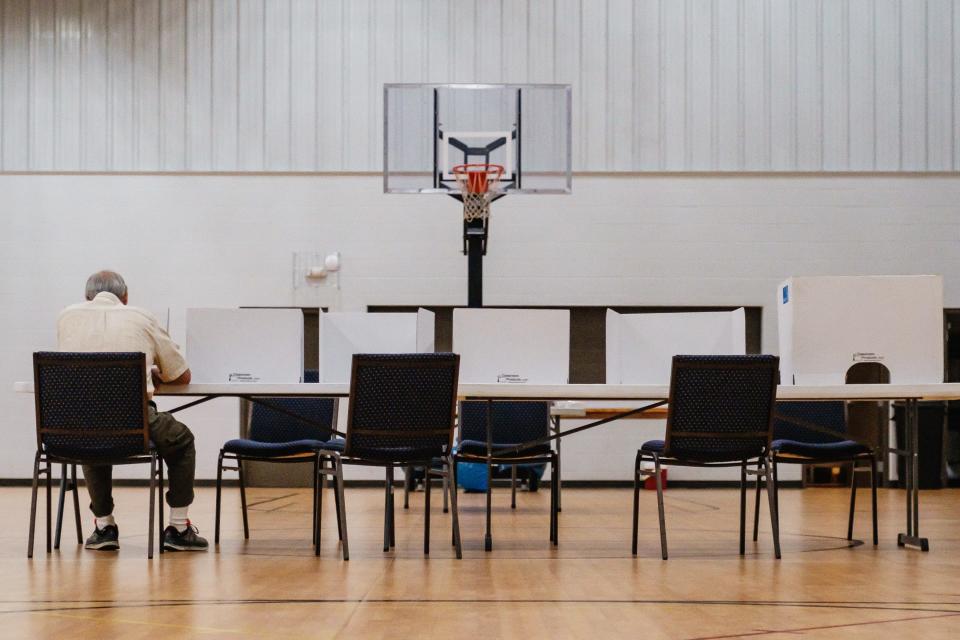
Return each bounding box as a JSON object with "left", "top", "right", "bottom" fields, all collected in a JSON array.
[{"left": 4, "top": 483, "right": 959, "bottom": 639}]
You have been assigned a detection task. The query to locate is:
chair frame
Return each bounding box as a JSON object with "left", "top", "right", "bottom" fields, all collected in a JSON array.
[
  {"left": 29, "top": 352, "right": 164, "bottom": 559},
  {"left": 319, "top": 354, "right": 462, "bottom": 560},
  {"left": 214, "top": 398, "right": 343, "bottom": 556},
  {"left": 453, "top": 400, "right": 559, "bottom": 552},
  {"left": 632, "top": 356, "right": 781, "bottom": 560},
  {"left": 752, "top": 404, "right": 879, "bottom": 547},
  {"left": 52, "top": 463, "right": 83, "bottom": 550},
  {"left": 753, "top": 451, "right": 878, "bottom": 548},
  {"left": 402, "top": 465, "right": 450, "bottom": 514}
]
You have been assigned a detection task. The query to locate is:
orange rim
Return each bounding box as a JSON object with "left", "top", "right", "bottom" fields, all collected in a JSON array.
[{"left": 452, "top": 163, "right": 504, "bottom": 194}]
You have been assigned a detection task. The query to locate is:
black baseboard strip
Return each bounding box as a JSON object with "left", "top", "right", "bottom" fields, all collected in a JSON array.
[{"left": 0, "top": 478, "right": 807, "bottom": 489}]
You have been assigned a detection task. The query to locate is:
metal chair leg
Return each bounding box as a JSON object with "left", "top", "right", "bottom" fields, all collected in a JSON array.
[
  {"left": 452, "top": 459, "right": 459, "bottom": 547},
  {"left": 510, "top": 465, "right": 517, "bottom": 509},
  {"left": 158, "top": 459, "right": 164, "bottom": 554},
  {"left": 739, "top": 461, "right": 747, "bottom": 555},
  {"left": 404, "top": 466, "right": 412, "bottom": 509},
  {"left": 772, "top": 459, "right": 780, "bottom": 523},
  {"left": 548, "top": 464, "right": 556, "bottom": 544},
  {"left": 870, "top": 455, "right": 879, "bottom": 546},
  {"left": 383, "top": 468, "right": 392, "bottom": 552},
  {"left": 320, "top": 463, "right": 329, "bottom": 551},
  {"left": 45, "top": 461, "right": 52, "bottom": 554},
  {"left": 554, "top": 416, "right": 563, "bottom": 513},
  {"left": 332, "top": 473, "right": 343, "bottom": 541},
  {"left": 424, "top": 467, "right": 431, "bottom": 554},
  {"left": 46, "top": 462, "right": 53, "bottom": 553},
  {"left": 334, "top": 459, "right": 349, "bottom": 561},
  {"left": 54, "top": 463, "right": 67, "bottom": 550},
  {"left": 551, "top": 455, "right": 559, "bottom": 545},
  {"left": 238, "top": 458, "right": 249, "bottom": 539},
  {"left": 654, "top": 455, "right": 667, "bottom": 560},
  {"left": 442, "top": 470, "right": 449, "bottom": 514},
  {"left": 764, "top": 458, "right": 782, "bottom": 559},
  {"left": 27, "top": 453, "right": 40, "bottom": 558},
  {"left": 752, "top": 458, "right": 762, "bottom": 541},
  {"left": 484, "top": 457, "right": 493, "bottom": 552},
  {"left": 70, "top": 465, "right": 82, "bottom": 544},
  {"left": 312, "top": 456, "right": 319, "bottom": 545},
  {"left": 447, "top": 457, "right": 462, "bottom": 559},
  {"left": 388, "top": 467, "right": 396, "bottom": 548},
  {"left": 214, "top": 451, "right": 224, "bottom": 544},
  {"left": 313, "top": 456, "right": 321, "bottom": 555},
  {"left": 148, "top": 455, "right": 156, "bottom": 559},
  {"left": 847, "top": 462, "right": 858, "bottom": 541},
  {"left": 631, "top": 451, "right": 641, "bottom": 556}
]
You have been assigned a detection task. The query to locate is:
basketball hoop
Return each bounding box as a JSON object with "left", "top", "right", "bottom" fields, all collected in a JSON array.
[{"left": 452, "top": 163, "right": 504, "bottom": 221}]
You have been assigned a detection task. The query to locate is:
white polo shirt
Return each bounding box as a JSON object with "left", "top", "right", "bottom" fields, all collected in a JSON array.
[{"left": 57, "top": 291, "right": 189, "bottom": 398}]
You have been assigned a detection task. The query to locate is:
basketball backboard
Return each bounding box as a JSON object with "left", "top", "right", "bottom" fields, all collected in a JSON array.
[{"left": 384, "top": 84, "right": 571, "bottom": 195}]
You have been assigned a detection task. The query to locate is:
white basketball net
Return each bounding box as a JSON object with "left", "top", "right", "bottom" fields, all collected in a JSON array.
[{"left": 453, "top": 164, "right": 504, "bottom": 221}]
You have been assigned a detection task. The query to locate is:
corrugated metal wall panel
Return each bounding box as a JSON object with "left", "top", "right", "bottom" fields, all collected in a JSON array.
[{"left": 1, "top": 0, "right": 957, "bottom": 172}]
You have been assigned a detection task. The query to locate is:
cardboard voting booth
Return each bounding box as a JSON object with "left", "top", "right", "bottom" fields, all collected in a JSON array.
[
  {"left": 151, "top": 308, "right": 305, "bottom": 481},
  {"left": 318, "top": 309, "right": 435, "bottom": 383},
  {"left": 778, "top": 276, "right": 943, "bottom": 385},
  {"left": 452, "top": 308, "right": 570, "bottom": 383},
  {"left": 562, "top": 308, "right": 750, "bottom": 482},
  {"left": 318, "top": 309, "right": 435, "bottom": 481},
  {"left": 185, "top": 308, "right": 304, "bottom": 382},
  {"left": 606, "top": 309, "right": 746, "bottom": 384}
]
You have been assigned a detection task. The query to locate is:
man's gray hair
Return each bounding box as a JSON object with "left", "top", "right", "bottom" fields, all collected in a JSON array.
[{"left": 85, "top": 270, "right": 128, "bottom": 301}]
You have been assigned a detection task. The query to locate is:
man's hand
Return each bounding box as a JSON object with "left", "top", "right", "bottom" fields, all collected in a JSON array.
[{"left": 152, "top": 366, "right": 191, "bottom": 387}]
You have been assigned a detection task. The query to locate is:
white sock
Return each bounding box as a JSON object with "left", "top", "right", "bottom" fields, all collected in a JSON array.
[
  {"left": 95, "top": 514, "right": 116, "bottom": 530},
  {"left": 169, "top": 507, "right": 189, "bottom": 532}
]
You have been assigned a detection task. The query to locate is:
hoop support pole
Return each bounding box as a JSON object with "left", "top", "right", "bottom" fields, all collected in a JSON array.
[{"left": 465, "top": 218, "right": 486, "bottom": 307}]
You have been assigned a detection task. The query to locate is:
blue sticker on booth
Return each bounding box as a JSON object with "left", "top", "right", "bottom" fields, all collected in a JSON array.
[{"left": 782, "top": 285, "right": 789, "bottom": 304}]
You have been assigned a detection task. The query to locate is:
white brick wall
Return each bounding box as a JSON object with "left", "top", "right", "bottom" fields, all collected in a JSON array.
[{"left": 3, "top": 173, "right": 959, "bottom": 479}]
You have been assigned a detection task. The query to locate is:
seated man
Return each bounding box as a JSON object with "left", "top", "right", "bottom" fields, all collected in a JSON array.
[{"left": 58, "top": 270, "right": 208, "bottom": 552}]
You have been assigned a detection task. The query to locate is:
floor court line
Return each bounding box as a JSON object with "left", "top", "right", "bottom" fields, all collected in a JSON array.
[
  {"left": 4, "top": 599, "right": 960, "bottom": 616},
  {"left": 686, "top": 611, "right": 960, "bottom": 639},
  {"left": 36, "top": 610, "right": 251, "bottom": 636}
]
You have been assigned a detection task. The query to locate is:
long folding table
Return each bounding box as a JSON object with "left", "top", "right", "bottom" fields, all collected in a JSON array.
[
  {"left": 18, "top": 380, "right": 960, "bottom": 552},
  {"left": 145, "top": 381, "right": 960, "bottom": 553}
]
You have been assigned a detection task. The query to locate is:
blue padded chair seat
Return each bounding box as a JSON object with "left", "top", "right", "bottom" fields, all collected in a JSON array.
[
  {"left": 771, "top": 439, "right": 869, "bottom": 458},
  {"left": 223, "top": 437, "right": 344, "bottom": 457},
  {"left": 640, "top": 439, "right": 763, "bottom": 463},
  {"left": 457, "top": 439, "right": 552, "bottom": 458}
]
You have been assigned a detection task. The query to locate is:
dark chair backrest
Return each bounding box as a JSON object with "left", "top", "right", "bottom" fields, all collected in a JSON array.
[
  {"left": 33, "top": 351, "right": 150, "bottom": 458},
  {"left": 774, "top": 401, "right": 847, "bottom": 444},
  {"left": 344, "top": 353, "right": 460, "bottom": 461},
  {"left": 248, "top": 370, "right": 338, "bottom": 443},
  {"left": 664, "top": 355, "right": 779, "bottom": 461},
  {"left": 458, "top": 401, "right": 550, "bottom": 445}
]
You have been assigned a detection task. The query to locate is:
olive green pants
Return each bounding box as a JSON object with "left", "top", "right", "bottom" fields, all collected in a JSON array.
[{"left": 82, "top": 405, "right": 196, "bottom": 517}]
